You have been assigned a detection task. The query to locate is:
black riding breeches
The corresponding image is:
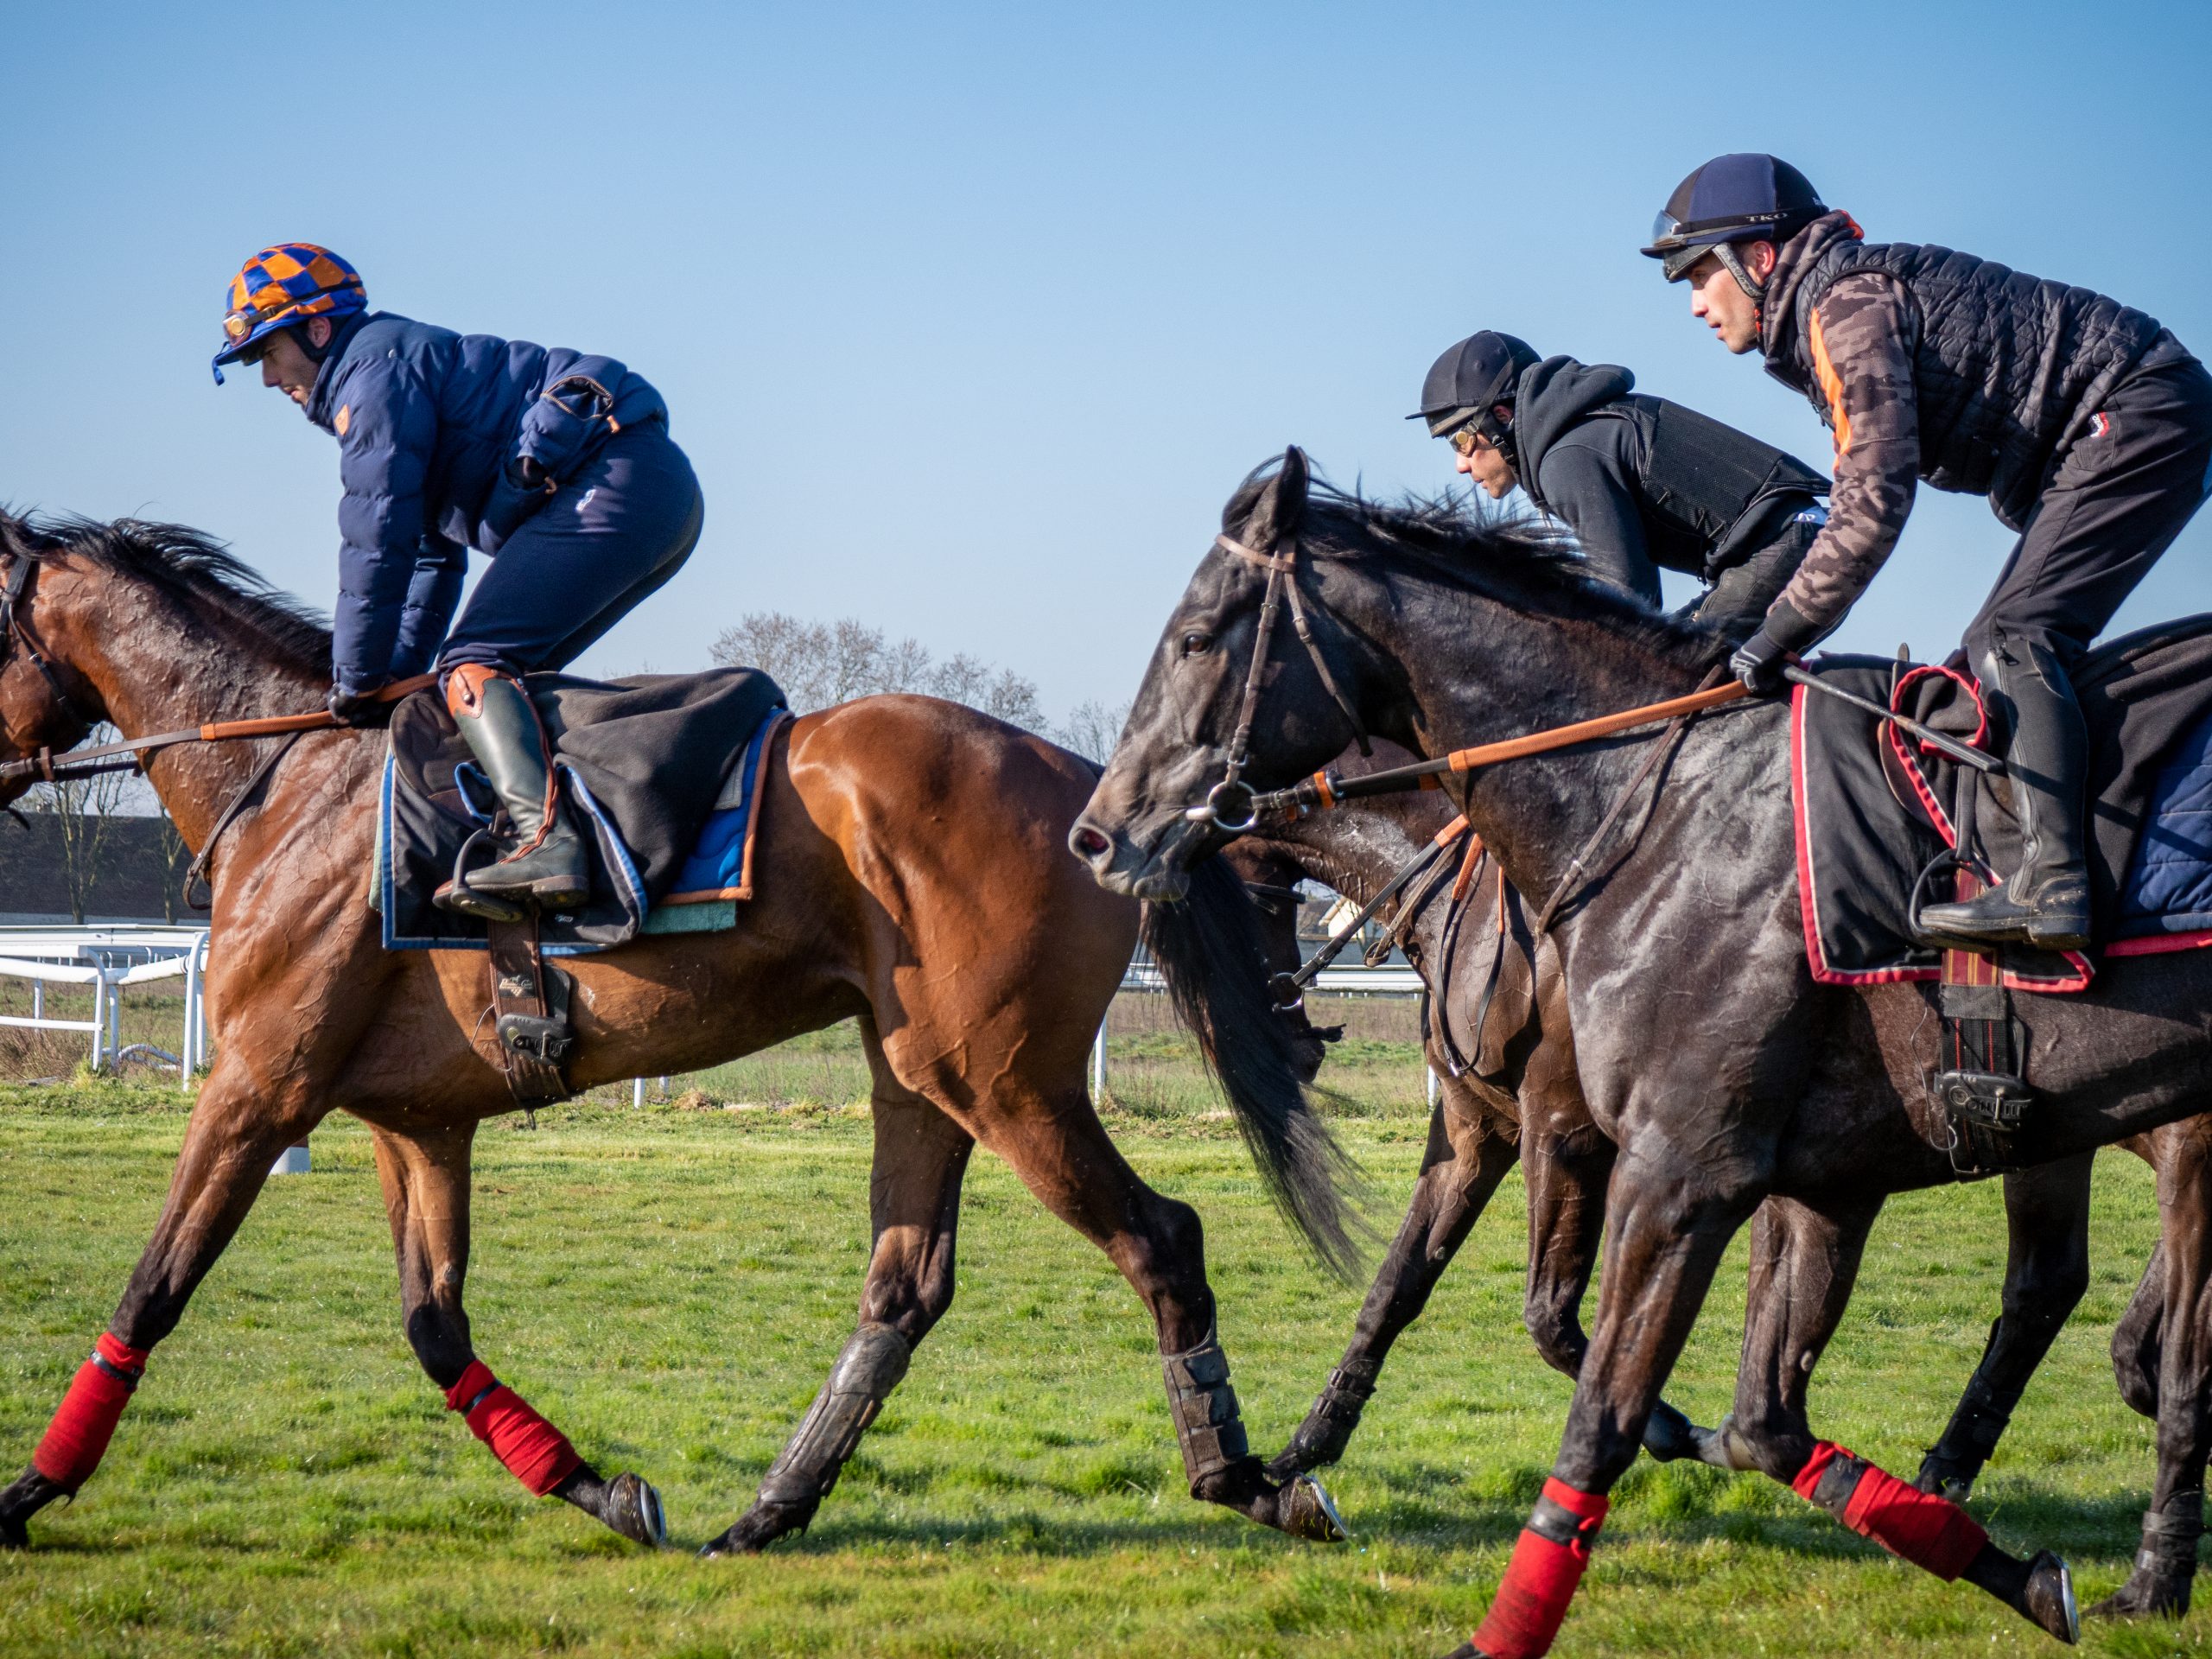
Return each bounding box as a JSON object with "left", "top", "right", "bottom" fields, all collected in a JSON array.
[{"left": 1963, "top": 352, "right": 2212, "bottom": 671}]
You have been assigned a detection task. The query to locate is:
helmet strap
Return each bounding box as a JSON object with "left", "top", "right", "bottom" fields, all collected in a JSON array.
[{"left": 1713, "top": 241, "right": 1766, "bottom": 305}]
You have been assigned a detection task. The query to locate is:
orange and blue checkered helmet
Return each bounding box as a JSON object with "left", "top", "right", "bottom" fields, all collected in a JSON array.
[{"left": 211, "top": 243, "right": 366, "bottom": 384}]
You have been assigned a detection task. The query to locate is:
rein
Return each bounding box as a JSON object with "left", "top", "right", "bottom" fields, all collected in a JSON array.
[
  {"left": 0, "top": 682, "right": 434, "bottom": 787},
  {"left": 1248, "top": 678, "right": 1751, "bottom": 821},
  {"left": 1267, "top": 814, "right": 1471, "bottom": 1011}
]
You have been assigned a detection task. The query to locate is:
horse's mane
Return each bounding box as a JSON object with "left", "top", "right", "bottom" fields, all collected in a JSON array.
[
  {"left": 1224, "top": 462, "right": 1730, "bottom": 672},
  {"left": 0, "top": 510, "right": 333, "bottom": 678}
]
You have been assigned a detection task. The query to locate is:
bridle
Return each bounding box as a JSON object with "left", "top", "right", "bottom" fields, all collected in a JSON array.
[
  {"left": 0, "top": 552, "right": 99, "bottom": 775},
  {"left": 1185, "top": 531, "right": 1371, "bottom": 834}
]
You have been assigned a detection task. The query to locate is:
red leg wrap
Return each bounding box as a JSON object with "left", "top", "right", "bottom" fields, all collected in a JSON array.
[
  {"left": 1471, "top": 1478, "right": 1610, "bottom": 1659},
  {"left": 32, "top": 1333, "right": 149, "bottom": 1491},
  {"left": 1793, "top": 1440, "right": 1986, "bottom": 1581},
  {"left": 443, "top": 1359, "right": 582, "bottom": 1497}
]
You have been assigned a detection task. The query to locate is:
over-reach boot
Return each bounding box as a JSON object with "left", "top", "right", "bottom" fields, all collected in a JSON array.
[
  {"left": 435, "top": 665, "right": 591, "bottom": 918},
  {"left": 1918, "top": 640, "right": 2093, "bottom": 951}
]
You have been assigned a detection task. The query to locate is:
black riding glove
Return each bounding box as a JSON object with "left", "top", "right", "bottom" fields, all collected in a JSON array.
[
  {"left": 1729, "top": 627, "right": 1794, "bottom": 696},
  {"left": 327, "top": 683, "right": 393, "bottom": 728}
]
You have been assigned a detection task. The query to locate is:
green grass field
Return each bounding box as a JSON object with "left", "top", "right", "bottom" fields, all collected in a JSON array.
[{"left": 0, "top": 1008, "right": 2200, "bottom": 1657}]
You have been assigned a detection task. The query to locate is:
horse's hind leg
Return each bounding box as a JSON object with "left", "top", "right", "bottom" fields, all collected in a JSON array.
[
  {"left": 0, "top": 1066, "right": 318, "bottom": 1547},
  {"left": 369, "top": 1122, "right": 663, "bottom": 1548},
  {"left": 1267, "top": 1088, "right": 1517, "bottom": 1478},
  {"left": 2094, "top": 1120, "right": 2212, "bottom": 1621},
  {"left": 1695, "top": 1195, "right": 2078, "bottom": 1645},
  {"left": 701, "top": 1058, "right": 975, "bottom": 1558},
  {"left": 1916, "top": 1152, "right": 2094, "bottom": 1497}
]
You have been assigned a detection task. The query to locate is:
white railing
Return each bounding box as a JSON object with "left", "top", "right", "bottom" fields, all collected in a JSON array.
[{"left": 0, "top": 925, "right": 210, "bottom": 1086}]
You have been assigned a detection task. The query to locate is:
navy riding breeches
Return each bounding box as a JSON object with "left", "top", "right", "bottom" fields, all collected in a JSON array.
[{"left": 438, "top": 423, "right": 703, "bottom": 678}]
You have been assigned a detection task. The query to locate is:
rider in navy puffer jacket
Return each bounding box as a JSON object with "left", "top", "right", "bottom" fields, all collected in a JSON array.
[
  {"left": 302, "top": 310, "right": 670, "bottom": 696},
  {"left": 216, "top": 244, "right": 703, "bottom": 919}
]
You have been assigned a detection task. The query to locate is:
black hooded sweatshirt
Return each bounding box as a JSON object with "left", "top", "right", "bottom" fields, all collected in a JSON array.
[{"left": 1510, "top": 355, "right": 1826, "bottom": 605}]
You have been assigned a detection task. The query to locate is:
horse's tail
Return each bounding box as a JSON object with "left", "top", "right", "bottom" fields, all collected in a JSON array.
[{"left": 1142, "top": 856, "right": 1366, "bottom": 1281}]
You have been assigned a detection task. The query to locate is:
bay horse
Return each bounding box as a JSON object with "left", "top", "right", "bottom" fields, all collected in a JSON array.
[
  {"left": 1074, "top": 450, "right": 2212, "bottom": 1652},
  {"left": 0, "top": 511, "right": 1353, "bottom": 1555},
  {"left": 1236, "top": 745, "right": 2212, "bottom": 1619}
]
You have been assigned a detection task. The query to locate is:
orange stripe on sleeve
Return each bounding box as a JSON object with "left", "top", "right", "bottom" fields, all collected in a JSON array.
[{"left": 1810, "top": 305, "right": 1852, "bottom": 457}]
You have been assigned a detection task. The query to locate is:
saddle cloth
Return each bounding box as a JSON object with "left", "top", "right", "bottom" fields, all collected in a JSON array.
[
  {"left": 372, "top": 667, "right": 788, "bottom": 953},
  {"left": 1791, "top": 615, "right": 2212, "bottom": 993}
]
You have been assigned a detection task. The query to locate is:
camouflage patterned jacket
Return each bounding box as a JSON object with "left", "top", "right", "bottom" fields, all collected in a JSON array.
[{"left": 1754, "top": 211, "right": 2171, "bottom": 645}]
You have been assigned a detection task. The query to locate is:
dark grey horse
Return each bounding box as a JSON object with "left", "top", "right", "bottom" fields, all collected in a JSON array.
[{"left": 1074, "top": 450, "right": 2212, "bottom": 1652}]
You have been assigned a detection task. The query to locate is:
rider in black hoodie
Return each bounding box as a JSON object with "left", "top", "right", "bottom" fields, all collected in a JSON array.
[{"left": 1414, "top": 331, "right": 1829, "bottom": 636}]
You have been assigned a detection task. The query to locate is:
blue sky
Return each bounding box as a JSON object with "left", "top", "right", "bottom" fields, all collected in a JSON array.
[{"left": 4, "top": 2, "right": 2207, "bottom": 724}]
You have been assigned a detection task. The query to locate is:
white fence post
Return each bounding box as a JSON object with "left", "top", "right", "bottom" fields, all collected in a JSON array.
[
  {"left": 632, "top": 1077, "right": 645, "bottom": 1109},
  {"left": 1090, "top": 1022, "right": 1108, "bottom": 1101},
  {"left": 1427, "top": 1066, "right": 1440, "bottom": 1109}
]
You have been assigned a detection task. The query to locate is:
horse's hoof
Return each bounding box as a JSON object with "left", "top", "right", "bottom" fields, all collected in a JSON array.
[
  {"left": 2018, "top": 1551, "right": 2080, "bottom": 1644},
  {"left": 2087, "top": 1566, "right": 2190, "bottom": 1621},
  {"left": 602, "top": 1472, "right": 665, "bottom": 1548},
  {"left": 1280, "top": 1473, "right": 1350, "bottom": 1543},
  {"left": 0, "top": 1514, "right": 26, "bottom": 1551},
  {"left": 1641, "top": 1400, "right": 1698, "bottom": 1463},
  {"left": 698, "top": 1497, "right": 816, "bottom": 1558}
]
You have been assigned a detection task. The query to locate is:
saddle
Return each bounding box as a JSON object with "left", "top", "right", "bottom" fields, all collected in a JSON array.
[
  {"left": 1793, "top": 615, "right": 2212, "bottom": 1173},
  {"left": 373, "top": 666, "right": 787, "bottom": 1108}
]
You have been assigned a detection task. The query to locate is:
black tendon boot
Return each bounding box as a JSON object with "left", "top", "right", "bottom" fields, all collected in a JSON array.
[
  {"left": 1918, "top": 640, "right": 2093, "bottom": 951},
  {"left": 435, "top": 667, "right": 591, "bottom": 918}
]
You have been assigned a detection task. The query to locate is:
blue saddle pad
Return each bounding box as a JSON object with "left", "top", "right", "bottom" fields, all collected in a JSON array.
[{"left": 2113, "top": 703, "right": 2212, "bottom": 953}]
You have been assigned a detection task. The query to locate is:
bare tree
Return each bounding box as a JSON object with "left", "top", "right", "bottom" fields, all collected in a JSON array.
[
  {"left": 1053, "top": 699, "right": 1131, "bottom": 766},
  {"left": 710, "top": 611, "right": 1049, "bottom": 732},
  {"left": 22, "top": 725, "right": 138, "bottom": 924}
]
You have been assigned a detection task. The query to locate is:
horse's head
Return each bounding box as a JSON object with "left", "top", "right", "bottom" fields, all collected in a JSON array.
[
  {"left": 0, "top": 520, "right": 105, "bottom": 809},
  {"left": 1071, "top": 449, "right": 1388, "bottom": 899}
]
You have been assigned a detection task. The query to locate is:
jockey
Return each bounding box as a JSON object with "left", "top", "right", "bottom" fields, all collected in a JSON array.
[
  {"left": 1410, "top": 331, "right": 1830, "bottom": 638},
  {"left": 213, "top": 245, "right": 704, "bottom": 920},
  {"left": 1646, "top": 155, "right": 2212, "bottom": 950}
]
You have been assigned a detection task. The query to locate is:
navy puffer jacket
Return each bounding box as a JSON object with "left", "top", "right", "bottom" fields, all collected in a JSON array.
[{"left": 303, "top": 311, "right": 668, "bottom": 693}]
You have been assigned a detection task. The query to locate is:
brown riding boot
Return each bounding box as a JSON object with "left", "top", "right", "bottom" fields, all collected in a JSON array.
[{"left": 434, "top": 665, "right": 592, "bottom": 918}]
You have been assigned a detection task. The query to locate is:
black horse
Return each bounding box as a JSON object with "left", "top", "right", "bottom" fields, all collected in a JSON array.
[
  {"left": 1234, "top": 742, "right": 2212, "bottom": 1619},
  {"left": 1074, "top": 450, "right": 2212, "bottom": 1652}
]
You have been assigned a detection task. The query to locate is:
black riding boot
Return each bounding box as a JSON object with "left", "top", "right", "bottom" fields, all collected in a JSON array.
[
  {"left": 1918, "top": 641, "right": 2093, "bottom": 951},
  {"left": 435, "top": 670, "right": 591, "bottom": 919}
]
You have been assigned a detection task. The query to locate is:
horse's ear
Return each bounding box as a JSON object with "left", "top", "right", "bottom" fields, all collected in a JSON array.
[{"left": 1233, "top": 447, "right": 1312, "bottom": 550}]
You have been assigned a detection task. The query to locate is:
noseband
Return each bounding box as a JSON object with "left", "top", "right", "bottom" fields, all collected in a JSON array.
[{"left": 1185, "top": 533, "right": 1370, "bottom": 833}]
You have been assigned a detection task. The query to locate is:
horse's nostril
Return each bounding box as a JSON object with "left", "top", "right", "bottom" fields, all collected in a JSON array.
[{"left": 1071, "top": 825, "right": 1112, "bottom": 861}]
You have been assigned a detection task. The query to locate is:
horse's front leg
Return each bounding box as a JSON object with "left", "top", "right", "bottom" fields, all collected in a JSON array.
[
  {"left": 1448, "top": 1154, "right": 1755, "bottom": 1659},
  {"left": 1690, "top": 1194, "right": 2078, "bottom": 1646},
  {"left": 369, "top": 1122, "right": 664, "bottom": 1548},
  {"left": 0, "top": 1060, "right": 321, "bottom": 1547},
  {"left": 1267, "top": 1086, "right": 1517, "bottom": 1478},
  {"left": 1916, "top": 1152, "right": 2094, "bottom": 1497}
]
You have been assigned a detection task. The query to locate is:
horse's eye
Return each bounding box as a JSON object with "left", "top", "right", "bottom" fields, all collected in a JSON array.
[{"left": 1181, "top": 632, "right": 1211, "bottom": 656}]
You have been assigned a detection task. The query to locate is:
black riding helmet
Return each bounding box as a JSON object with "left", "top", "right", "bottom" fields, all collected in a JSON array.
[
  {"left": 1641, "top": 153, "right": 1825, "bottom": 299},
  {"left": 1408, "top": 331, "right": 1540, "bottom": 461}
]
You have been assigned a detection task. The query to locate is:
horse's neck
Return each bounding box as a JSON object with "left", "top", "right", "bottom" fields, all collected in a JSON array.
[
  {"left": 1372, "top": 565, "right": 1718, "bottom": 900},
  {"left": 1270, "top": 798, "right": 1443, "bottom": 909},
  {"left": 67, "top": 580, "right": 338, "bottom": 855}
]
